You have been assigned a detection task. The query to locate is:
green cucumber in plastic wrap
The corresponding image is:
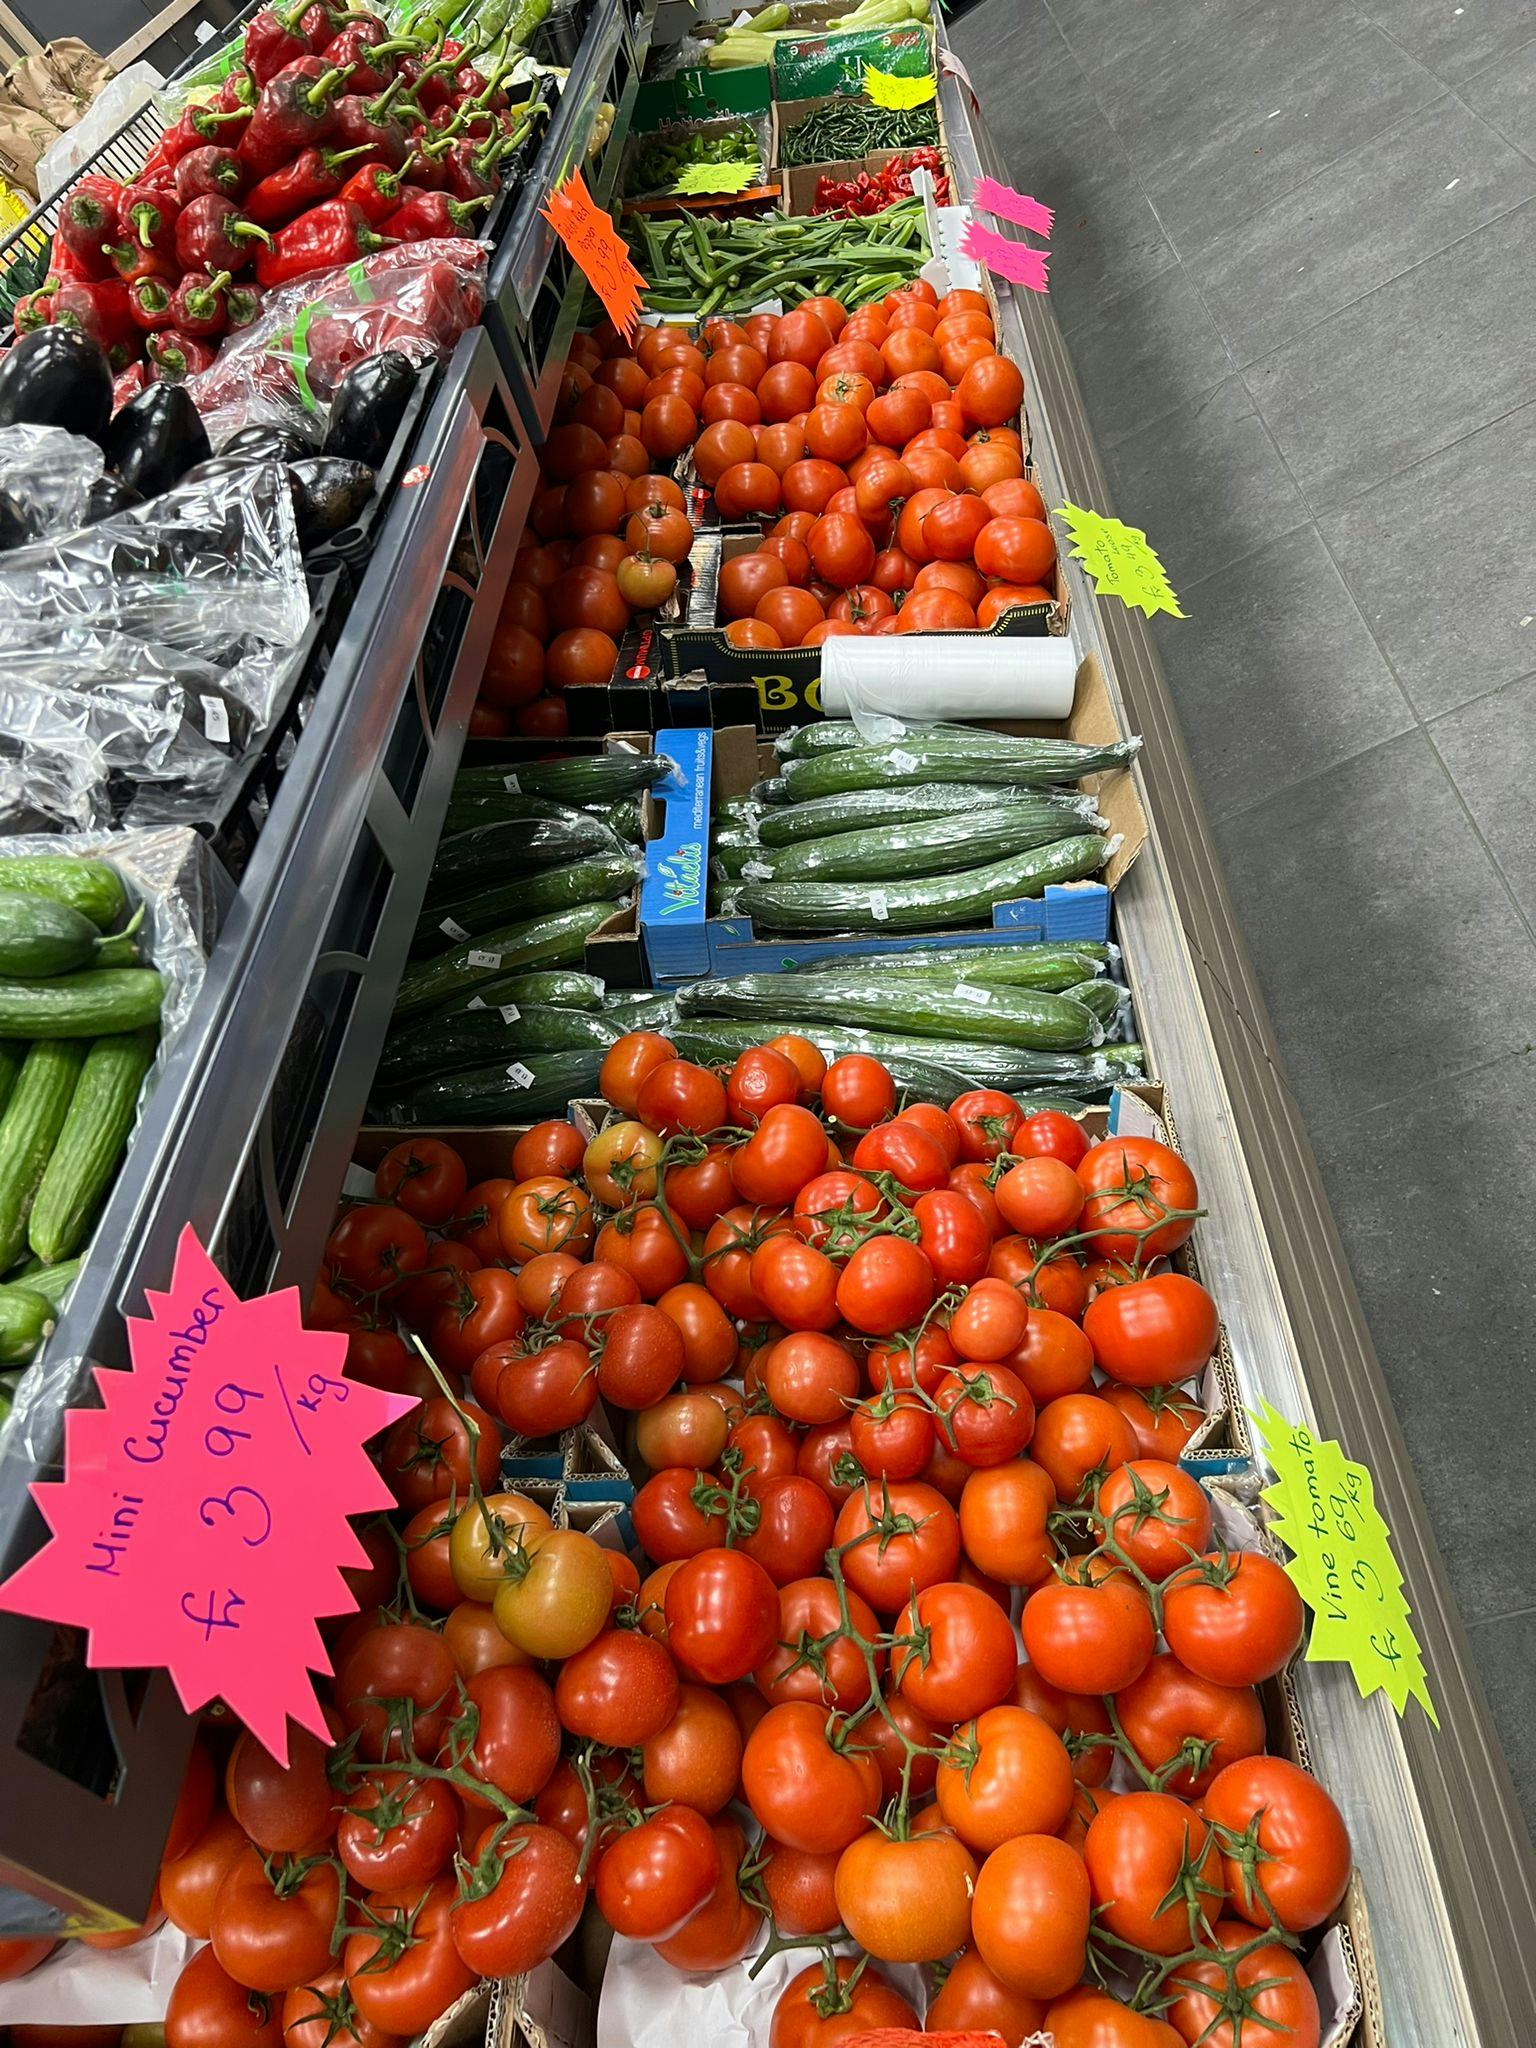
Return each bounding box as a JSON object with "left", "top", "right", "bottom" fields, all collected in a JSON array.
[
  {"left": 739, "top": 836, "right": 1108, "bottom": 933},
  {"left": 418, "top": 969, "right": 607, "bottom": 1022},
  {"left": 676, "top": 973, "right": 1098, "bottom": 1051},
  {"left": 453, "top": 751, "right": 673, "bottom": 805},
  {"left": 425, "top": 811, "right": 625, "bottom": 899},
  {"left": 781, "top": 736, "right": 1139, "bottom": 800},
  {"left": 790, "top": 943, "right": 1106, "bottom": 992},
  {"left": 378, "top": 1005, "right": 619, "bottom": 1089},
  {"left": 754, "top": 782, "right": 1098, "bottom": 848},
  {"left": 599, "top": 990, "right": 680, "bottom": 1033},
  {"left": 414, "top": 854, "right": 636, "bottom": 955},
  {"left": 393, "top": 902, "right": 621, "bottom": 1019},
  {"left": 749, "top": 804, "right": 1101, "bottom": 884},
  {"left": 371, "top": 1048, "right": 606, "bottom": 1126},
  {"left": 671, "top": 1017, "right": 1146, "bottom": 1093},
  {"left": 1066, "top": 977, "right": 1129, "bottom": 1032}
]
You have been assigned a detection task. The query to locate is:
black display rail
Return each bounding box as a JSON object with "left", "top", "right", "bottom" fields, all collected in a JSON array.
[{"left": 0, "top": 326, "right": 540, "bottom": 1936}]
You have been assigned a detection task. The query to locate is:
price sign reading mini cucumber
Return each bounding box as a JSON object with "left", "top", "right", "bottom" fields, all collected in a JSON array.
[
  {"left": 1057, "top": 502, "right": 1185, "bottom": 619},
  {"left": 0, "top": 1228, "right": 415, "bottom": 1761},
  {"left": 1253, "top": 1402, "right": 1438, "bottom": 1725},
  {"left": 541, "top": 168, "right": 646, "bottom": 338},
  {"left": 864, "top": 64, "right": 936, "bottom": 108}
]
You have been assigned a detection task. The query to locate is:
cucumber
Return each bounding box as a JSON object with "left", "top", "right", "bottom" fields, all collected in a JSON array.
[
  {"left": 781, "top": 737, "right": 1140, "bottom": 800},
  {"left": 0, "top": 1040, "right": 90, "bottom": 1269},
  {"left": 0, "top": 1282, "right": 54, "bottom": 1367},
  {"left": 599, "top": 990, "right": 679, "bottom": 1033},
  {"left": 1066, "top": 978, "right": 1128, "bottom": 1032},
  {"left": 392, "top": 903, "right": 622, "bottom": 1019},
  {"left": 739, "top": 836, "right": 1108, "bottom": 933},
  {"left": 0, "top": 856, "right": 128, "bottom": 932},
  {"left": 0, "top": 969, "right": 165, "bottom": 1039},
  {"left": 452, "top": 751, "right": 672, "bottom": 806},
  {"left": 425, "top": 811, "right": 624, "bottom": 901},
  {"left": 413, "top": 854, "right": 636, "bottom": 955},
  {"left": 750, "top": 777, "right": 791, "bottom": 804},
  {"left": 712, "top": 841, "right": 758, "bottom": 881},
  {"left": 0, "top": 891, "right": 112, "bottom": 978},
  {"left": 778, "top": 719, "right": 1038, "bottom": 758},
  {"left": 370, "top": 1047, "right": 607, "bottom": 1125},
  {"left": 755, "top": 782, "right": 1099, "bottom": 848},
  {"left": 676, "top": 974, "right": 1098, "bottom": 1052},
  {"left": 791, "top": 945, "right": 1106, "bottom": 993},
  {"left": 0, "top": 1041, "right": 23, "bottom": 1117},
  {"left": 754, "top": 804, "right": 1099, "bottom": 885},
  {"left": 603, "top": 797, "right": 645, "bottom": 845},
  {"left": 28, "top": 1027, "right": 158, "bottom": 1264},
  {"left": 420, "top": 968, "right": 608, "bottom": 1022},
  {"left": 24, "top": 1256, "right": 81, "bottom": 1311},
  {"left": 671, "top": 1016, "right": 1144, "bottom": 1092},
  {"left": 93, "top": 931, "right": 142, "bottom": 968},
  {"left": 378, "top": 1006, "right": 618, "bottom": 1089}
]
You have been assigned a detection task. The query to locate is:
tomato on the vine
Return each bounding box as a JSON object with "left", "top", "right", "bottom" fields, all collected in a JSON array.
[
  {"left": 836, "top": 1233, "right": 934, "bottom": 1335},
  {"left": 664, "top": 1545, "right": 780, "bottom": 1683},
  {"left": 1162, "top": 1551, "right": 1305, "bottom": 1686},
  {"left": 1167, "top": 1921, "right": 1322, "bottom": 2048},
  {"left": 893, "top": 1579, "right": 1018, "bottom": 1721},
  {"left": 1077, "top": 1135, "right": 1199, "bottom": 1264},
  {"left": 1095, "top": 1458, "right": 1213, "bottom": 1580},
  {"left": 833, "top": 1827, "right": 978, "bottom": 1963},
  {"left": 1022, "top": 1566, "right": 1156, "bottom": 1694},
  {"left": 971, "top": 1832, "right": 1091, "bottom": 2000},
  {"left": 375, "top": 1139, "right": 467, "bottom": 1226},
  {"left": 833, "top": 1480, "right": 960, "bottom": 1612},
  {"left": 1200, "top": 1755, "right": 1351, "bottom": 1933},
  {"left": 1085, "top": 1273, "right": 1220, "bottom": 1385},
  {"left": 741, "top": 1700, "right": 881, "bottom": 1854},
  {"left": 769, "top": 1957, "right": 917, "bottom": 2047},
  {"left": 554, "top": 1627, "right": 680, "bottom": 1745},
  {"left": 935, "top": 1702, "right": 1074, "bottom": 1848}
]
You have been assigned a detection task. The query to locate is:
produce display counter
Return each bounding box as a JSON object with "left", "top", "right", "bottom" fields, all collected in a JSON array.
[{"left": 0, "top": 7, "right": 1530, "bottom": 2046}]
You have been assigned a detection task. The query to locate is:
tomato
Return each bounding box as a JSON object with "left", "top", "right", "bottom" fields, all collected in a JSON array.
[
  {"left": 497, "top": 1175, "right": 593, "bottom": 1265},
  {"left": 1031, "top": 1391, "right": 1138, "bottom": 1502},
  {"left": 792, "top": 1167, "right": 884, "bottom": 1253},
  {"left": 446, "top": 1177, "right": 513, "bottom": 1265},
  {"left": 752, "top": 1234, "right": 840, "bottom": 1333},
  {"left": 1011, "top": 1659, "right": 1114, "bottom": 1786},
  {"left": 592, "top": 1299, "right": 682, "bottom": 1410},
  {"left": 934, "top": 1702, "right": 1071, "bottom": 1852},
  {"left": 581, "top": 1120, "right": 660, "bottom": 1207},
  {"left": 733, "top": 1102, "right": 829, "bottom": 1205},
  {"left": 491, "top": 1527, "right": 613, "bottom": 1659},
  {"left": 1162, "top": 1551, "right": 1305, "bottom": 1686},
  {"left": 548, "top": 1257, "right": 641, "bottom": 1334},
  {"left": 338, "top": 1770, "right": 459, "bottom": 1891},
  {"left": 797, "top": 1418, "right": 861, "bottom": 1506},
  {"left": 640, "top": 1682, "right": 743, "bottom": 1815},
  {"left": 1077, "top": 1135, "right": 1199, "bottom": 1263},
  {"left": 834, "top": 1479, "right": 960, "bottom": 1613},
  {"left": 663, "top": 1545, "right": 780, "bottom": 1684},
  {"left": 996, "top": 1155, "right": 1085, "bottom": 1240},
  {"left": 1115, "top": 1653, "right": 1265, "bottom": 1798},
  {"left": 836, "top": 1233, "right": 934, "bottom": 1335},
  {"left": 281, "top": 1969, "right": 397, "bottom": 2048},
  {"left": 1167, "top": 1921, "right": 1321, "bottom": 2048},
  {"left": 1085, "top": 1273, "right": 1220, "bottom": 1385},
  {"left": 546, "top": 626, "right": 618, "bottom": 689},
  {"left": 755, "top": 583, "right": 826, "bottom": 646},
  {"left": 928, "top": 1946, "right": 1049, "bottom": 2043},
  {"left": 657, "top": 1280, "right": 738, "bottom": 1382},
  {"left": 165, "top": 1948, "right": 283, "bottom": 2048},
  {"left": 425, "top": 1270, "right": 526, "bottom": 1379},
  {"left": 1102, "top": 1383, "right": 1204, "bottom": 1461},
  {"left": 849, "top": 1389, "right": 934, "bottom": 1480},
  {"left": 326, "top": 1203, "right": 427, "bottom": 1295},
  {"left": 595, "top": 1802, "right": 719, "bottom": 1942},
  {"left": 755, "top": 1576, "right": 880, "bottom": 1713},
  {"left": 835, "top": 1826, "right": 978, "bottom": 1963},
  {"left": 949, "top": 1276, "right": 1030, "bottom": 1360},
  {"left": 375, "top": 1138, "right": 467, "bottom": 1226},
  {"left": 950, "top": 1087, "right": 1025, "bottom": 1160},
  {"left": 934, "top": 1362, "right": 1035, "bottom": 1467},
  {"left": 781, "top": 457, "right": 849, "bottom": 517},
  {"left": 637, "top": 1390, "right": 730, "bottom": 1470},
  {"left": 160, "top": 1807, "right": 247, "bottom": 1938},
  {"left": 654, "top": 1816, "right": 762, "bottom": 1972},
  {"left": 742, "top": 1700, "right": 881, "bottom": 1853},
  {"left": 209, "top": 1844, "right": 339, "bottom": 1993},
  {"left": 975, "top": 514, "right": 1057, "bottom": 584},
  {"left": 913, "top": 1188, "right": 992, "bottom": 1285},
  {"left": 446, "top": 1488, "right": 549, "bottom": 1601},
  {"left": 893, "top": 1579, "right": 1018, "bottom": 1722},
  {"left": 1096, "top": 1458, "right": 1214, "bottom": 1580},
  {"left": 600, "top": 1029, "right": 677, "bottom": 1113},
  {"left": 664, "top": 1143, "right": 737, "bottom": 1230},
  {"left": 761, "top": 1841, "right": 841, "bottom": 1935},
  {"left": 761, "top": 1328, "right": 857, "bottom": 1424},
  {"left": 492, "top": 1337, "right": 597, "bottom": 1436},
  {"left": 534, "top": 1750, "right": 633, "bottom": 1858},
  {"left": 334, "top": 1618, "right": 458, "bottom": 1762},
  {"left": 971, "top": 1832, "right": 1091, "bottom": 1999},
  {"left": 1081, "top": 1790, "right": 1223, "bottom": 1955},
  {"left": 596, "top": 1203, "right": 691, "bottom": 1299},
  {"left": 554, "top": 1627, "right": 679, "bottom": 1745},
  {"left": 770, "top": 1957, "right": 917, "bottom": 2048},
  {"left": 345, "top": 1876, "right": 475, "bottom": 2034},
  {"left": 225, "top": 1720, "right": 338, "bottom": 1855},
  {"left": 1201, "top": 1755, "right": 1351, "bottom": 1932},
  {"left": 740, "top": 1472, "right": 836, "bottom": 1585},
  {"left": 1009, "top": 1307, "right": 1095, "bottom": 1402},
  {"left": 867, "top": 1322, "right": 955, "bottom": 1397},
  {"left": 1022, "top": 1567, "right": 1156, "bottom": 1693},
  {"left": 959, "top": 1457, "right": 1055, "bottom": 1586},
  {"left": 639, "top": 394, "right": 698, "bottom": 462},
  {"left": 1046, "top": 1986, "right": 1186, "bottom": 2048},
  {"left": 633, "top": 1464, "right": 727, "bottom": 1559}
]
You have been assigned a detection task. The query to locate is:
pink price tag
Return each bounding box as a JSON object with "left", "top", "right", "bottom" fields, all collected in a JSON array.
[
  {"left": 0, "top": 1228, "right": 416, "bottom": 1762},
  {"left": 961, "top": 220, "right": 1051, "bottom": 293},
  {"left": 972, "top": 175, "right": 1055, "bottom": 239}
]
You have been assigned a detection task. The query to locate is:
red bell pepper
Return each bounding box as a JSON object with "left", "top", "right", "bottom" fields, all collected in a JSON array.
[
  {"left": 441, "top": 133, "right": 509, "bottom": 203},
  {"left": 170, "top": 270, "right": 233, "bottom": 339},
  {"left": 244, "top": 1, "right": 316, "bottom": 86},
  {"left": 323, "top": 25, "right": 418, "bottom": 97},
  {"left": 13, "top": 285, "right": 56, "bottom": 334},
  {"left": 218, "top": 68, "right": 261, "bottom": 113},
  {"left": 226, "top": 280, "right": 265, "bottom": 331},
  {"left": 334, "top": 152, "right": 416, "bottom": 226},
  {"left": 114, "top": 361, "right": 151, "bottom": 412},
  {"left": 245, "top": 143, "right": 374, "bottom": 225},
  {"left": 176, "top": 195, "right": 273, "bottom": 274},
  {"left": 380, "top": 186, "right": 490, "bottom": 242},
  {"left": 128, "top": 276, "right": 176, "bottom": 331},
  {"left": 51, "top": 279, "right": 140, "bottom": 370},
  {"left": 162, "top": 102, "right": 251, "bottom": 166},
  {"left": 330, "top": 74, "right": 412, "bottom": 168},
  {"left": 254, "top": 198, "right": 387, "bottom": 287},
  {"left": 55, "top": 174, "right": 122, "bottom": 276},
  {"left": 100, "top": 237, "right": 175, "bottom": 286},
  {"left": 174, "top": 145, "right": 245, "bottom": 205},
  {"left": 118, "top": 182, "right": 181, "bottom": 259},
  {"left": 146, "top": 328, "right": 218, "bottom": 382},
  {"left": 238, "top": 59, "right": 353, "bottom": 179}
]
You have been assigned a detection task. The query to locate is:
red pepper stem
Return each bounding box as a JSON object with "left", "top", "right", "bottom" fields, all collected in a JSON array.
[
  {"left": 328, "top": 143, "right": 374, "bottom": 166},
  {"left": 277, "top": 0, "right": 311, "bottom": 26},
  {"left": 206, "top": 269, "right": 233, "bottom": 293},
  {"left": 303, "top": 64, "right": 350, "bottom": 109},
  {"left": 367, "top": 72, "right": 410, "bottom": 117},
  {"left": 231, "top": 220, "right": 275, "bottom": 245}
]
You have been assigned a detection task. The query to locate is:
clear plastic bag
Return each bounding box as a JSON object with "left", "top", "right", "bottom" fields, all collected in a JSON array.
[
  {"left": 0, "top": 423, "right": 102, "bottom": 544},
  {"left": 186, "top": 238, "right": 488, "bottom": 447}
]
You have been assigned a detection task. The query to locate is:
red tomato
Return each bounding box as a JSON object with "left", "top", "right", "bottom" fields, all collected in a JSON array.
[
  {"left": 834, "top": 1480, "right": 960, "bottom": 1613},
  {"left": 851, "top": 1118, "right": 949, "bottom": 1190},
  {"left": 664, "top": 1545, "right": 780, "bottom": 1683},
  {"left": 949, "top": 1275, "right": 1030, "bottom": 1360},
  {"left": 449, "top": 1823, "right": 586, "bottom": 1978},
  {"left": 733, "top": 1102, "right": 829, "bottom": 1205},
  {"left": 1085, "top": 1273, "right": 1220, "bottom": 1386},
  {"left": 633, "top": 1464, "right": 727, "bottom": 1560},
  {"left": 1096, "top": 1458, "right": 1214, "bottom": 1580},
  {"left": 652, "top": 1816, "right": 762, "bottom": 1970},
  {"left": 741, "top": 1701, "right": 881, "bottom": 1854},
  {"left": 950, "top": 1087, "right": 1025, "bottom": 1160},
  {"left": 375, "top": 1138, "right": 467, "bottom": 1225},
  {"left": 913, "top": 1188, "right": 992, "bottom": 1285},
  {"left": 209, "top": 1843, "right": 338, "bottom": 1992},
  {"left": 326, "top": 1202, "right": 427, "bottom": 1295},
  {"left": 338, "top": 1770, "right": 460, "bottom": 1892},
  {"left": 1046, "top": 1988, "right": 1185, "bottom": 2048},
  {"left": 763, "top": 1328, "right": 859, "bottom": 1423},
  {"left": 894, "top": 1580, "right": 1018, "bottom": 1721},
  {"left": 755, "top": 1576, "right": 880, "bottom": 1713},
  {"left": 447, "top": 1664, "right": 561, "bottom": 1809},
  {"left": 1167, "top": 1921, "right": 1321, "bottom": 2048},
  {"left": 1201, "top": 1755, "right": 1351, "bottom": 1932},
  {"left": 850, "top": 1389, "right": 935, "bottom": 1481},
  {"left": 1031, "top": 1391, "right": 1138, "bottom": 1502},
  {"left": 1022, "top": 1568, "right": 1156, "bottom": 1693},
  {"left": 935, "top": 1702, "right": 1075, "bottom": 1849},
  {"left": 834, "top": 1826, "right": 979, "bottom": 1963},
  {"left": 929, "top": 1947, "right": 1049, "bottom": 2041},
  {"left": 165, "top": 1948, "right": 283, "bottom": 2048},
  {"left": 971, "top": 1833, "right": 1091, "bottom": 2000},
  {"left": 642, "top": 1683, "right": 744, "bottom": 1815},
  {"left": 959, "top": 1458, "right": 1056, "bottom": 1587},
  {"left": 1115, "top": 1653, "right": 1266, "bottom": 1798},
  {"left": 344, "top": 1876, "right": 475, "bottom": 2035},
  {"left": 1162, "top": 1550, "right": 1305, "bottom": 1686},
  {"left": 836, "top": 1233, "right": 935, "bottom": 1335},
  {"left": 1102, "top": 1383, "right": 1206, "bottom": 1460},
  {"left": 1077, "top": 1135, "right": 1199, "bottom": 1263},
  {"left": 554, "top": 1627, "right": 679, "bottom": 1745},
  {"left": 595, "top": 1803, "right": 720, "bottom": 1939},
  {"left": 334, "top": 1619, "right": 459, "bottom": 1761},
  {"left": 770, "top": 1958, "right": 917, "bottom": 2047},
  {"left": 934, "top": 1361, "right": 1036, "bottom": 1466}
]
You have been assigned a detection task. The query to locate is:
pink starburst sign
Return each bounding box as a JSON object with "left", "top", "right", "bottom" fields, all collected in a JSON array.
[{"left": 0, "top": 1228, "right": 417, "bottom": 1762}]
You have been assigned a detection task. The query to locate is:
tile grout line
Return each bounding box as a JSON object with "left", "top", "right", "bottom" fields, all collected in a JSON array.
[{"left": 1318, "top": 1043, "right": 1535, "bottom": 1134}]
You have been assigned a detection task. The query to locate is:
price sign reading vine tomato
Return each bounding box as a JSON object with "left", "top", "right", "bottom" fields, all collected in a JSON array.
[{"left": 0, "top": 1228, "right": 416, "bottom": 1762}]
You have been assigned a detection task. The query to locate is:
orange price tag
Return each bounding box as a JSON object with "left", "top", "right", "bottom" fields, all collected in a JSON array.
[{"left": 540, "top": 168, "right": 645, "bottom": 339}]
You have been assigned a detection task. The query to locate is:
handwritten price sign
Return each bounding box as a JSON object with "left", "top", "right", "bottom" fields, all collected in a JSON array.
[
  {"left": 541, "top": 169, "right": 646, "bottom": 339},
  {"left": 1056, "top": 502, "right": 1185, "bottom": 619},
  {"left": 1253, "top": 1402, "right": 1438, "bottom": 1725},
  {"left": 0, "top": 1229, "right": 415, "bottom": 1761}
]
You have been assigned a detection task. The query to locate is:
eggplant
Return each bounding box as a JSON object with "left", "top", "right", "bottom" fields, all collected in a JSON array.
[
  {"left": 85, "top": 474, "right": 142, "bottom": 524},
  {"left": 103, "top": 384, "right": 211, "bottom": 501},
  {"left": 220, "top": 424, "right": 313, "bottom": 463},
  {"left": 290, "top": 456, "right": 376, "bottom": 549},
  {"left": 322, "top": 353, "right": 417, "bottom": 470},
  {"left": 0, "top": 327, "right": 113, "bottom": 447},
  {"left": 0, "top": 487, "right": 42, "bottom": 551}
]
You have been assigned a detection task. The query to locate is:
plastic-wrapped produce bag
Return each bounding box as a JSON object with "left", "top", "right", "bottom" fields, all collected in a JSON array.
[{"left": 0, "top": 422, "right": 102, "bottom": 544}]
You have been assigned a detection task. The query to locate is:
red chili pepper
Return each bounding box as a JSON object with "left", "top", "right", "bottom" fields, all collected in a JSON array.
[
  {"left": 335, "top": 152, "right": 416, "bottom": 226},
  {"left": 175, "top": 195, "right": 273, "bottom": 274},
  {"left": 162, "top": 102, "right": 251, "bottom": 166},
  {"left": 254, "top": 198, "right": 387, "bottom": 287},
  {"left": 128, "top": 275, "right": 176, "bottom": 331},
  {"left": 118, "top": 182, "right": 181, "bottom": 259},
  {"left": 146, "top": 328, "right": 218, "bottom": 382},
  {"left": 330, "top": 75, "right": 412, "bottom": 167},
  {"left": 174, "top": 145, "right": 246, "bottom": 205},
  {"left": 239, "top": 59, "right": 353, "bottom": 179},
  {"left": 51, "top": 279, "right": 139, "bottom": 369},
  {"left": 244, "top": 0, "right": 316, "bottom": 86},
  {"left": 55, "top": 174, "right": 123, "bottom": 274},
  {"left": 245, "top": 143, "right": 374, "bottom": 225},
  {"left": 380, "top": 186, "right": 490, "bottom": 242},
  {"left": 226, "top": 280, "right": 265, "bottom": 330}
]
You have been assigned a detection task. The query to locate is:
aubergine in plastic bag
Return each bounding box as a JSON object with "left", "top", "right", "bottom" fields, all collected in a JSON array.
[{"left": 0, "top": 423, "right": 104, "bottom": 547}]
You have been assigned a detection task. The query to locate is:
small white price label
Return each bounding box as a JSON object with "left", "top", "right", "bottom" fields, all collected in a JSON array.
[
  {"left": 889, "top": 749, "right": 918, "bottom": 774},
  {"left": 953, "top": 982, "right": 992, "bottom": 1005},
  {"left": 200, "top": 695, "right": 231, "bottom": 744},
  {"left": 439, "top": 916, "right": 470, "bottom": 942},
  {"left": 868, "top": 888, "right": 890, "bottom": 923},
  {"left": 467, "top": 950, "right": 503, "bottom": 969},
  {"left": 502, "top": 773, "right": 521, "bottom": 793},
  {"left": 505, "top": 1063, "right": 535, "bottom": 1088},
  {"left": 499, "top": 1004, "right": 521, "bottom": 1023},
  {"left": 467, "top": 995, "right": 487, "bottom": 1011}
]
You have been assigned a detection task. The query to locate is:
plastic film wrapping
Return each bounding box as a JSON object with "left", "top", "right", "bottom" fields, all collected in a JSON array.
[{"left": 820, "top": 630, "right": 1078, "bottom": 729}]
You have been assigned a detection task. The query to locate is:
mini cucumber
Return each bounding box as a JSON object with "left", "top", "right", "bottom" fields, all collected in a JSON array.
[
  {"left": 28, "top": 1027, "right": 159, "bottom": 1264},
  {"left": 393, "top": 903, "right": 621, "bottom": 1019},
  {"left": 671, "top": 1017, "right": 1145, "bottom": 1092},
  {"left": 739, "top": 836, "right": 1108, "bottom": 933},
  {"left": 0, "top": 1282, "right": 54, "bottom": 1367},
  {"left": 0, "top": 1040, "right": 90, "bottom": 1270},
  {"left": 22, "top": 1256, "right": 81, "bottom": 1311},
  {"left": 0, "top": 891, "right": 109, "bottom": 978},
  {"left": 0, "top": 969, "right": 165, "bottom": 1039},
  {"left": 453, "top": 751, "right": 672, "bottom": 806},
  {"left": 0, "top": 855, "right": 128, "bottom": 931}
]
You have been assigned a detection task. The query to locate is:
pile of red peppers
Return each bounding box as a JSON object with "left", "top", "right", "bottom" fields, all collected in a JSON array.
[
  {"left": 14, "top": 0, "right": 537, "bottom": 393},
  {"left": 811, "top": 148, "right": 949, "bottom": 218}
]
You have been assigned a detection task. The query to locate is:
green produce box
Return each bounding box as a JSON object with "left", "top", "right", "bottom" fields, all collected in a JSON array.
[
  {"left": 633, "top": 63, "right": 773, "bottom": 131},
  {"left": 773, "top": 23, "right": 933, "bottom": 96}
]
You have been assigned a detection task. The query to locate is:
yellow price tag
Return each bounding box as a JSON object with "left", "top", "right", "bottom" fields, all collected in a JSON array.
[
  {"left": 671, "top": 161, "right": 761, "bottom": 196},
  {"left": 1056, "top": 503, "right": 1185, "bottom": 619},
  {"left": 1252, "top": 1402, "right": 1438, "bottom": 1726},
  {"left": 864, "top": 65, "right": 936, "bottom": 109}
]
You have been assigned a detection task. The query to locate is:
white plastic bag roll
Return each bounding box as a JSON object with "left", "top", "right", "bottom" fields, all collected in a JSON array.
[{"left": 819, "top": 630, "right": 1078, "bottom": 724}]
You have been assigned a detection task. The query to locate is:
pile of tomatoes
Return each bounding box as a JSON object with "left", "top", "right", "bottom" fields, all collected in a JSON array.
[
  {"left": 118, "top": 1028, "right": 1349, "bottom": 2048},
  {"left": 475, "top": 286, "right": 1055, "bottom": 742}
]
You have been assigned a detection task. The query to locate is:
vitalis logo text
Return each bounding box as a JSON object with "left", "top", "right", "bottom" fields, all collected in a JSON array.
[{"left": 658, "top": 843, "right": 703, "bottom": 916}]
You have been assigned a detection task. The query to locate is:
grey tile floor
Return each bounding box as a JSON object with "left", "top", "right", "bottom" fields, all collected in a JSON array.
[{"left": 953, "top": 0, "right": 1536, "bottom": 1828}]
